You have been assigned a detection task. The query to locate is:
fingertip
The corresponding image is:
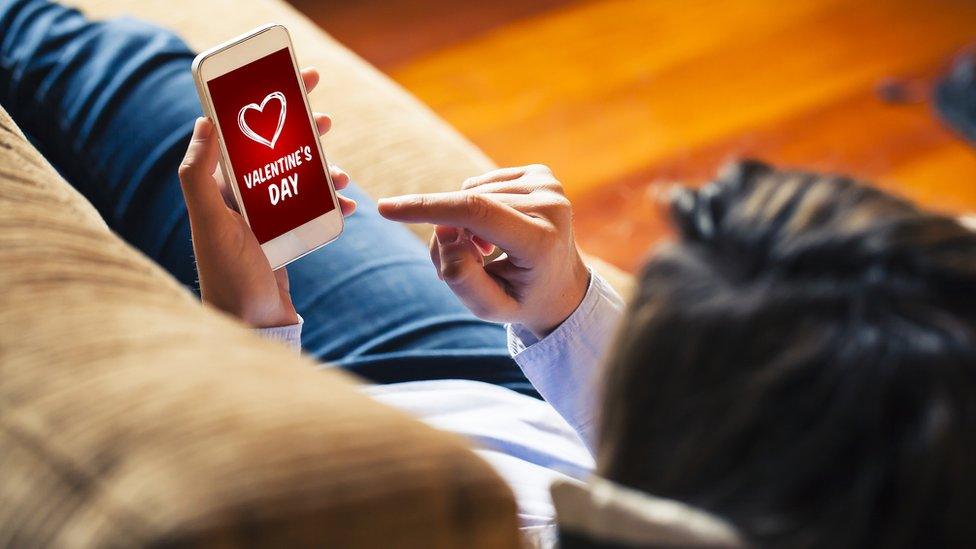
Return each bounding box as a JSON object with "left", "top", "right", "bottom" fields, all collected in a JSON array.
[
  {"left": 301, "top": 66, "right": 321, "bottom": 90},
  {"left": 329, "top": 165, "right": 349, "bottom": 188},
  {"left": 193, "top": 116, "right": 213, "bottom": 137},
  {"left": 339, "top": 196, "right": 357, "bottom": 216},
  {"left": 376, "top": 197, "right": 397, "bottom": 216},
  {"left": 314, "top": 112, "right": 332, "bottom": 135}
]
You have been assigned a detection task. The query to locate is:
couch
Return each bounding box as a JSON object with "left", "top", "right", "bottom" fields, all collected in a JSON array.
[{"left": 0, "top": 0, "right": 632, "bottom": 546}]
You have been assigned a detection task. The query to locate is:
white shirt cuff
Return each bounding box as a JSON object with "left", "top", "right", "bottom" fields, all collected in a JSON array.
[
  {"left": 506, "top": 270, "right": 624, "bottom": 450},
  {"left": 254, "top": 315, "right": 303, "bottom": 352}
]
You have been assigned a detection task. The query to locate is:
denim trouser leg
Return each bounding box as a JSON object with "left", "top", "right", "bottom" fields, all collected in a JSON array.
[{"left": 0, "top": 0, "right": 539, "bottom": 397}]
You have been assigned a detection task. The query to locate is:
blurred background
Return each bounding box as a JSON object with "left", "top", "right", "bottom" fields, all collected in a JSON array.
[{"left": 287, "top": 0, "right": 976, "bottom": 272}]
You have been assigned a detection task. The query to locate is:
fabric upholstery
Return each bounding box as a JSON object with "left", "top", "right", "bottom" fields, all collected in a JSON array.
[
  {"left": 0, "top": 106, "right": 519, "bottom": 546},
  {"left": 63, "top": 0, "right": 634, "bottom": 298}
]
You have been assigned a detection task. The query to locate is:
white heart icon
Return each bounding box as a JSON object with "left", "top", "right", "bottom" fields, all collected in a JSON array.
[{"left": 237, "top": 91, "right": 286, "bottom": 149}]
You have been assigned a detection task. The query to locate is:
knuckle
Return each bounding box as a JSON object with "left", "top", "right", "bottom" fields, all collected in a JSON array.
[
  {"left": 549, "top": 195, "right": 573, "bottom": 219},
  {"left": 531, "top": 176, "right": 564, "bottom": 194},
  {"left": 405, "top": 194, "right": 429, "bottom": 211},
  {"left": 440, "top": 256, "right": 470, "bottom": 284},
  {"left": 539, "top": 220, "right": 561, "bottom": 239},
  {"left": 464, "top": 193, "right": 493, "bottom": 221},
  {"left": 531, "top": 192, "right": 572, "bottom": 222},
  {"left": 533, "top": 221, "right": 561, "bottom": 251},
  {"left": 525, "top": 163, "right": 553, "bottom": 175},
  {"left": 546, "top": 193, "right": 572, "bottom": 210},
  {"left": 177, "top": 163, "right": 197, "bottom": 183},
  {"left": 547, "top": 179, "right": 567, "bottom": 194},
  {"left": 440, "top": 262, "right": 463, "bottom": 282}
]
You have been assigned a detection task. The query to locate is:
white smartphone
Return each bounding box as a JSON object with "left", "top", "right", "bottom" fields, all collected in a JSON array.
[{"left": 191, "top": 24, "right": 343, "bottom": 270}]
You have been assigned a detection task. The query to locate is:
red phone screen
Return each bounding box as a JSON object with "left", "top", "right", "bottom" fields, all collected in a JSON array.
[{"left": 207, "top": 47, "right": 335, "bottom": 244}]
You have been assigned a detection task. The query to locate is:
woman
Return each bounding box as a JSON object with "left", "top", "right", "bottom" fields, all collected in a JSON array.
[{"left": 3, "top": 1, "right": 974, "bottom": 545}]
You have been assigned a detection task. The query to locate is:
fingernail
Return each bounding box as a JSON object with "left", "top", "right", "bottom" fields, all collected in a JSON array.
[{"left": 435, "top": 225, "right": 460, "bottom": 244}]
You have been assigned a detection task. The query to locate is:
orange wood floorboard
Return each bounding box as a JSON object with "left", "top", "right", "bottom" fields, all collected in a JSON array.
[{"left": 288, "top": 0, "right": 976, "bottom": 273}]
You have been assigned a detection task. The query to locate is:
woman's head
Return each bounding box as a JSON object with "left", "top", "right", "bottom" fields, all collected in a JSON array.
[{"left": 598, "top": 161, "right": 976, "bottom": 547}]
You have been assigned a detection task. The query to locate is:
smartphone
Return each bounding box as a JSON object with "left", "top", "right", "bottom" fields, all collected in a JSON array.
[{"left": 191, "top": 24, "right": 342, "bottom": 270}]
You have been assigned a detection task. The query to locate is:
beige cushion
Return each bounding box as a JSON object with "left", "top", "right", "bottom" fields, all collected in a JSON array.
[
  {"left": 0, "top": 107, "right": 519, "bottom": 546},
  {"left": 64, "top": 0, "right": 634, "bottom": 298}
]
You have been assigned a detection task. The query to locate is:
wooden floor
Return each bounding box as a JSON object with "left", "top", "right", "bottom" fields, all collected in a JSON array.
[{"left": 288, "top": 0, "right": 976, "bottom": 272}]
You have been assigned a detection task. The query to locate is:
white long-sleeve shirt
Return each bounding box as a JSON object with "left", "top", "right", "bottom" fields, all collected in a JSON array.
[{"left": 258, "top": 271, "right": 625, "bottom": 526}]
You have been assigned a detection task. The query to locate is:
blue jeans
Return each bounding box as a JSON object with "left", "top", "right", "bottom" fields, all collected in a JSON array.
[{"left": 0, "top": 0, "right": 538, "bottom": 397}]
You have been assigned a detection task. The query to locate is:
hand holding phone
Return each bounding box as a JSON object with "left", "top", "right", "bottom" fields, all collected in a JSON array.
[
  {"left": 192, "top": 24, "right": 344, "bottom": 270},
  {"left": 178, "top": 68, "right": 356, "bottom": 328}
]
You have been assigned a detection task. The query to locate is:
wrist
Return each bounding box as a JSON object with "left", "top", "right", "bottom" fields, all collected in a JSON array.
[
  {"left": 248, "top": 293, "right": 300, "bottom": 328},
  {"left": 526, "top": 258, "right": 590, "bottom": 338},
  {"left": 204, "top": 293, "right": 299, "bottom": 329},
  {"left": 244, "top": 307, "right": 300, "bottom": 329}
]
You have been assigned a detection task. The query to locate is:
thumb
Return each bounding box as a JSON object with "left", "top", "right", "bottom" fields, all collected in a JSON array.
[
  {"left": 435, "top": 227, "right": 516, "bottom": 321},
  {"left": 178, "top": 117, "right": 226, "bottom": 223}
]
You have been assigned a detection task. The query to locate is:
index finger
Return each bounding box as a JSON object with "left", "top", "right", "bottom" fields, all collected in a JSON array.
[{"left": 377, "top": 191, "right": 538, "bottom": 257}]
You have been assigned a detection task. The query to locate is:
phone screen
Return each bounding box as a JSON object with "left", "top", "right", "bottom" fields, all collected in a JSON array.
[{"left": 206, "top": 47, "right": 335, "bottom": 244}]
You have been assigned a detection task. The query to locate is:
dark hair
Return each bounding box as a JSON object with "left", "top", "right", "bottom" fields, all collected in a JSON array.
[{"left": 597, "top": 161, "right": 976, "bottom": 548}]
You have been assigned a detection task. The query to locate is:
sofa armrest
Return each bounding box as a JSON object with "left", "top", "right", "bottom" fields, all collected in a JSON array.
[{"left": 0, "top": 106, "right": 519, "bottom": 547}]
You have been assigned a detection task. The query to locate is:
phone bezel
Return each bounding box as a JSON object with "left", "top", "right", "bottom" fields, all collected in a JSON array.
[{"left": 191, "top": 24, "right": 343, "bottom": 270}]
